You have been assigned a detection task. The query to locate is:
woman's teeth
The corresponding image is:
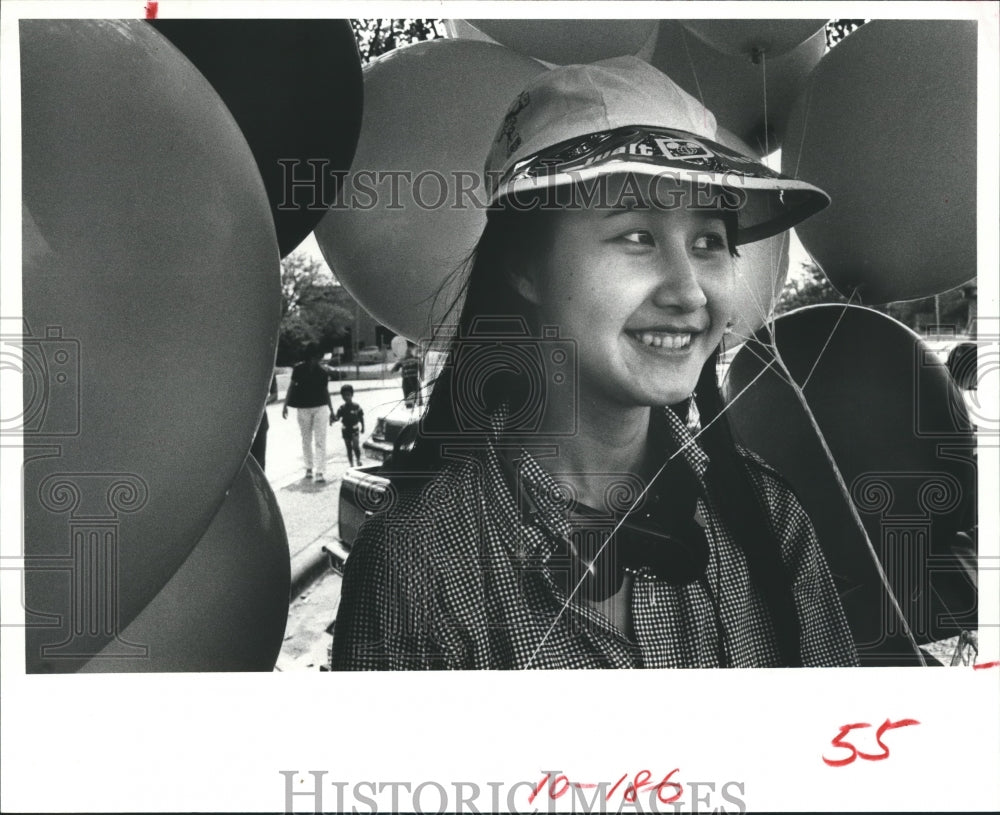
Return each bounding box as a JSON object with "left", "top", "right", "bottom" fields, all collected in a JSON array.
[{"left": 632, "top": 331, "right": 692, "bottom": 349}]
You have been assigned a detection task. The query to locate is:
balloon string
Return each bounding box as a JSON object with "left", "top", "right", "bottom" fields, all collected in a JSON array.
[
  {"left": 522, "top": 353, "right": 781, "bottom": 669},
  {"left": 679, "top": 25, "right": 708, "bottom": 116},
  {"left": 761, "top": 50, "right": 770, "bottom": 157},
  {"left": 766, "top": 335, "right": 929, "bottom": 666},
  {"left": 523, "top": 310, "right": 927, "bottom": 667},
  {"left": 800, "top": 288, "right": 862, "bottom": 390},
  {"left": 524, "top": 254, "right": 785, "bottom": 666},
  {"left": 790, "top": 72, "right": 814, "bottom": 179},
  {"left": 749, "top": 294, "right": 926, "bottom": 666}
]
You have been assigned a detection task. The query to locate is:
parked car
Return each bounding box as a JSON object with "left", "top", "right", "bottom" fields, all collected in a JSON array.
[
  {"left": 332, "top": 403, "right": 423, "bottom": 570},
  {"left": 354, "top": 345, "right": 385, "bottom": 365},
  {"left": 362, "top": 401, "right": 424, "bottom": 464}
]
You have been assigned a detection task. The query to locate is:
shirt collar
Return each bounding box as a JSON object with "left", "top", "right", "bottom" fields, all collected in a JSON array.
[{"left": 485, "top": 404, "right": 712, "bottom": 559}]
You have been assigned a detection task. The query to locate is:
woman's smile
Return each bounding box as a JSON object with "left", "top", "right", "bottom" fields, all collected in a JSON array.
[
  {"left": 525, "top": 186, "right": 737, "bottom": 411},
  {"left": 628, "top": 329, "right": 694, "bottom": 350}
]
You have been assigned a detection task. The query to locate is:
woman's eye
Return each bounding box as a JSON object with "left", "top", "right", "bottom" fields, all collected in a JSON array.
[
  {"left": 620, "top": 230, "right": 655, "bottom": 246},
  {"left": 693, "top": 232, "right": 728, "bottom": 252}
]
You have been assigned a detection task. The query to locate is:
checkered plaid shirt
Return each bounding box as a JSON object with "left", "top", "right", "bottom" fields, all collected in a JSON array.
[{"left": 331, "top": 405, "right": 859, "bottom": 669}]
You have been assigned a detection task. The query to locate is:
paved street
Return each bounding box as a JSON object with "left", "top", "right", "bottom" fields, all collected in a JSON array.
[{"left": 265, "top": 374, "right": 405, "bottom": 671}]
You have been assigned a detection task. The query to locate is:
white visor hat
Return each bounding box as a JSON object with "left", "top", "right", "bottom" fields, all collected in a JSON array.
[{"left": 485, "top": 56, "right": 830, "bottom": 246}]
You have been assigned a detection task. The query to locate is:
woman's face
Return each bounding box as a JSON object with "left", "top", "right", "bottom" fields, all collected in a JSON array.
[{"left": 525, "top": 185, "right": 736, "bottom": 411}]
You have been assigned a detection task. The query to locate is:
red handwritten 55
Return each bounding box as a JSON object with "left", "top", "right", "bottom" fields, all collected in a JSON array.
[{"left": 822, "top": 718, "right": 920, "bottom": 767}]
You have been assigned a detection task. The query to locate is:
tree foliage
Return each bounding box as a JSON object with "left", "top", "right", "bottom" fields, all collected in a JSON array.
[
  {"left": 278, "top": 251, "right": 353, "bottom": 365},
  {"left": 826, "top": 20, "right": 868, "bottom": 49},
  {"left": 349, "top": 18, "right": 868, "bottom": 66},
  {"left": 776, "top": 261, "right": 975, "bottom": 335},
  {"left": 776, "top": 262, "right": 848, "bottom": 315},
  {"left": 886, "top": 286, "right": 974, "bottom": 334},
  {"left": 351, "top": 19, "right": 444, "bottom": 64}
]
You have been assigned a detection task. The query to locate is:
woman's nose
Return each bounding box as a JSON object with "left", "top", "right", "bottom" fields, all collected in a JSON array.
[{"left": 649, "top": 246, "right": 708, "bottom": 312}]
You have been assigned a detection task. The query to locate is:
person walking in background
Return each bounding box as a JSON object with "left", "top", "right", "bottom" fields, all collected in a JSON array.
[
  {"left": 335, "top": 384, "right": 366, "bottom": 467},
  {"left": 249, "top": 373, "right": 278, "bottom": 470},
  {"left": 282, "top": 343, "right": 333, "bottom": 483},
  {"left": 392, "top": 342, "right": 423, "bottom": 408}
]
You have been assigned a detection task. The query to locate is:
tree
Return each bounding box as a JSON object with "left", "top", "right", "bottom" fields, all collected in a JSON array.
[
  {"left": 885, "top": 286, "right": 974, "bottom": 335},
  {"left": 776, "top": 261, "right": 975, "bottom": 336},
  {"left": 776, "top": 262, "right": 848, "bottom": 315},
  {"left": 278, "top": 251, "right": 353, "bottom": 365},
  {"left": 826, "top": 19, "right": 868, "bottom": 49},
  {"left": 351, "top": 19, "right": 444, "bottom": 64}
]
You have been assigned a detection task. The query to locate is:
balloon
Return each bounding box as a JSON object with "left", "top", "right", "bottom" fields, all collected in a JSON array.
[
  {"left": 682, "top": 20, "right": 827, "bottom": 59},
  {"left": 314, "top": 39, "right": 547, "bottom": 342},
  {"left": 467, "top": 19, "right": 659, "bottom": 65},
  {"left": 151, "top": 19, "right": 364, "bottom": 258},
  {"left": 78, "top": 457, "right": 290, "bottom": 672},
  {"left": 21, "top": 20, "right": 280, "bottom": 672},
  {"left": 443, "top": 19, "right": 496, "bottom": 45},
  {"left": 781, "top": 21, "right": 977, "bottom": 303},
  {"left": 651, "top": 20, "right": 825, "bottom": 150},
  {"left": 715, "top": 128, "right": 790, "bottom": 343},
  {"left": 390, "top": 336, "right": 409, "bottom": 359},
  {"left": 724, "top": 305, "right": 977, "bottom": 666}
]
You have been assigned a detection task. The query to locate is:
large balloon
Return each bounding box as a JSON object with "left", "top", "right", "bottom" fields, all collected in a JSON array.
[
  {"left": 21, "top": 20, "right": 281, "bottom": 672},
  {"left": 781, "top": 21, "right": 976, "bottom": 304},
  {"left": 151, "top": 19, "right": 364, "bottom": 258},
  {"left": 466, "top": 19, "right": 659, "bottom": 65},
  {"left": 314, "top": 39, "right": 547, "bottom": 342},
  {"left": 651, "top": 20, "right": 825, "bottom": 151},
  {"left": 724, "top": 306, "right": 977, "bottom": 666},
  {"left": 682, "top": 20, "right": 827, "bottom": 59},
  {"left": 78, "top": 457, "right": 290, "bottom": 672},
  {"left": 715, "top": 128, "right": 790, "bottom": 343}
]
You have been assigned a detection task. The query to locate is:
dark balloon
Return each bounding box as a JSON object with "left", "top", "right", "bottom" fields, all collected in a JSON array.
[
  {"left": 682, "top": 19, "right": 827, "bottom": 59},
  {"left": 781, "top": 20, "right": 977, "bottom": 303},
  {"left": 314, "top": 39, "right": 546, "bottom": 342},
  {"left": 80, "top": 458, "right": 290, "bottom": 673},
  {"left": 21, "top": 19, "right": 281, "bottom": 673},
  {"left": 651, "top": 20, "right": 825, "bottom": 151},
  {"left": 152, "top": 19, "right": 364, "bottom": 257},
  {"left": 725, "top": 305, "right": 977, "bottom": 666},
  {"left": 467, "top": 19, "right": 658, "bottom": 64}
]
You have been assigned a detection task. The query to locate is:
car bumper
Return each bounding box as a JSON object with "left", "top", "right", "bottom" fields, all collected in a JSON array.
[{"left": 362, "top": 438, "right": 394, "bottom": 463}]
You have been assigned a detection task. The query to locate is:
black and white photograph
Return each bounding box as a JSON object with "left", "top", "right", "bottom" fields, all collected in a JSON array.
[{"left": 2, "top": 2, "right": 998, "bottom": 812}]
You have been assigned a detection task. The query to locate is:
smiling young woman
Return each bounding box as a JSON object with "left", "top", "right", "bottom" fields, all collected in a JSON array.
[{"left": 331, "top": 57, "right": 859, "bottom": 670}]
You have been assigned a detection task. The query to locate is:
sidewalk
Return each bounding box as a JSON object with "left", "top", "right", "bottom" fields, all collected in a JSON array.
[{"left": 265, "top": 376, "right": 405, "bottom": 670}]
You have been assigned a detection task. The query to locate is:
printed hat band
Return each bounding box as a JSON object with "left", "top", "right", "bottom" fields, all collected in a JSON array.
[{"left": 489, "top": 125, "right": 831, "bottom": 246}]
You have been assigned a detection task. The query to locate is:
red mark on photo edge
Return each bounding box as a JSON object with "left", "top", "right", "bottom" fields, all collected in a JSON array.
[
  {"left": 529, "top": 770, "right": 681, "bottom": 805},
  {"left": 973, "top": 660, "right": 999, "bottom": 670},
  {"left": 145, "top": 1, "right": 158, "bottom": 19},
  {"left": 822, "top": 719, "right": 920, "bottom": 767}
]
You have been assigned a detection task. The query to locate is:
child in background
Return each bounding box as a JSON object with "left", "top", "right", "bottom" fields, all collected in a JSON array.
[
  {"left": 392, "top": 342, "right": 423, "bottom": 408},
  {"left": 335, "top": 384, "right": 365, "bottom": 467}
]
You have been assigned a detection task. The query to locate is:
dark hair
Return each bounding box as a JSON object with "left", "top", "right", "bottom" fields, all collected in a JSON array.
[
  {"left": 407, "top": 189, "right": 801, "bottom": 665},
  {"left": 340, "top": 384, "right": 354, "bottom": 396},
  {"left": 692, "top": 349, "right": 802, "bottom": 666}
]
